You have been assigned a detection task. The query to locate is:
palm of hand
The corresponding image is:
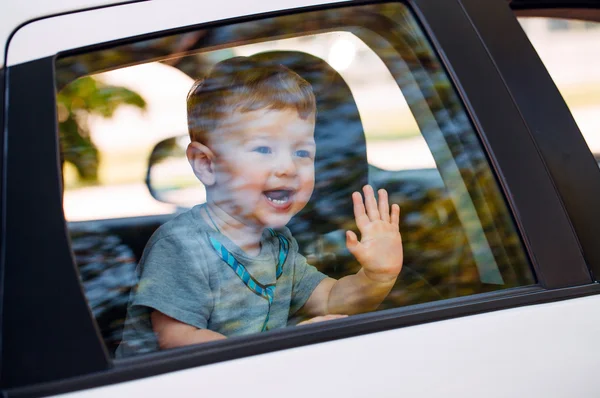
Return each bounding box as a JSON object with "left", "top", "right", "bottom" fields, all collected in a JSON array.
[{"left": 346, "top": 185, "right": 403, "bottom": 283}]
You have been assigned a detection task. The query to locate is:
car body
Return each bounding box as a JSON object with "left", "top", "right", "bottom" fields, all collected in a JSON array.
[{"left": 2, "top": 0, "right": 600, "bottom": 397}]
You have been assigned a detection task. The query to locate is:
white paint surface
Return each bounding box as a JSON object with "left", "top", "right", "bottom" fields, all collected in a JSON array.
[
  {"left": 0, "top": 0, "right": 126, "bottom": 66},
  {"left": 5, "top": 0, "right": 347, "bottom": 67},
  {"left": 57, "top": 294, "right": 600, "bottom": 397}
]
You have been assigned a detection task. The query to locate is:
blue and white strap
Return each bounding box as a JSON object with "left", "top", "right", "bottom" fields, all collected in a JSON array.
[{"left": 208, "top": 228, "right": 289, "bottom": 331}]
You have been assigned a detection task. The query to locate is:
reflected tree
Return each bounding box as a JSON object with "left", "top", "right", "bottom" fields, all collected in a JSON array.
[{"left": 57, "top": 76, "right": 147, "bottom": 182}]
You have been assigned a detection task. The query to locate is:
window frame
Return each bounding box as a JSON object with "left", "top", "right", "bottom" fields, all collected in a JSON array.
[
  {"left": 511, "top": 4, "right": 600, "bottom": 282},
  {"left": 2, "top": 0, "right": 599, "bottom": 395}
]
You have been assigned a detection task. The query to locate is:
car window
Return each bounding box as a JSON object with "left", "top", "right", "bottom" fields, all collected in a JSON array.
[
  {"left": 56, "top": 2, "right": 535, "bottom": 359},
  {"left": 518, "top": 17, "right": 600, "bottom": 159}
]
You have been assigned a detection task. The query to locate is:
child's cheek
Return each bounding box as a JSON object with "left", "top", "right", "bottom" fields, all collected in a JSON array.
[
  {"left": 298, "top": 171, "right": 315, "bottom": 207},
  {"left": 305, "top": 166, "right": 315, "bottom": 192}
]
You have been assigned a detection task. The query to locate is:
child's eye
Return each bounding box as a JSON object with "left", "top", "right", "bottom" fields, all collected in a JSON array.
[
  {"left": 253, "top": 146, "right": 272, "bottom": 154},
  {"left": 295, "top": 149, "right": 312, "bottom": 158}
]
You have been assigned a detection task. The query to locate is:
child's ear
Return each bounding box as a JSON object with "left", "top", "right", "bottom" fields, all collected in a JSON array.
[{"left": 186, "top": 142, "right": 216, "bottom": 186}]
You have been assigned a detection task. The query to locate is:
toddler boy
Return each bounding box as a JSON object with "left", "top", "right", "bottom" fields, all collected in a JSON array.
[{"left": 116, "top": 56, "right": 403, "bottom": 357}]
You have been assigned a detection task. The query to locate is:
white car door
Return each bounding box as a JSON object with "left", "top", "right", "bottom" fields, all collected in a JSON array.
[{"left": 2, "top": 1, "right": 599, "bottom": 397}]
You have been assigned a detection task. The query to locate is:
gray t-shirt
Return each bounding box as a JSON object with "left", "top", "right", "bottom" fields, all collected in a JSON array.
[{"left": 116, "top": 205, "right": 327, "bottom": 357}]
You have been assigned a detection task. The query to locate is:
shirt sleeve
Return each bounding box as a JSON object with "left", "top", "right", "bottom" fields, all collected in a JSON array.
[
  {"left": 131, "top": 234, "right": 213, "bottom": 329},
  {"left": 288, "top": 236, "right": 328, "bottom": 316}
]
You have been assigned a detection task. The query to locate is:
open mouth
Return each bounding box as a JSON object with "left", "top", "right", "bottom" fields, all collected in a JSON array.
[{"left": 263, "top": 189, "right": 294, "bottom": 208}]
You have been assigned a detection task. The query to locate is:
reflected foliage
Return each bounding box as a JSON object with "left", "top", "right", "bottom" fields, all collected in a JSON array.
[
  {"left": 55, "top": 32, "right": 210, "bottom": 89},
  {"left": 58, "top": 76, "right": 146, "bottom": 182}
]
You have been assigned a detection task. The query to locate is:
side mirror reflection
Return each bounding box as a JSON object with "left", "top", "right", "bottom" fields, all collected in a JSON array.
[{"left": 146, "top": 135, "right": 205, "bottom": 208}]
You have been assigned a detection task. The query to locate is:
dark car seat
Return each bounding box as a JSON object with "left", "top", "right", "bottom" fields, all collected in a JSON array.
[
  {"left": 249, "top": 51, "right": 369, "bottom": 278},
  {"left": 250, "top": 51, "right": 445, "bottom": 306}
]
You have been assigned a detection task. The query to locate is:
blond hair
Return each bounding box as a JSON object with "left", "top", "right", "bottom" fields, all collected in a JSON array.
[{"left": 187, "top": 56, "right": 316, "bottom": 144}]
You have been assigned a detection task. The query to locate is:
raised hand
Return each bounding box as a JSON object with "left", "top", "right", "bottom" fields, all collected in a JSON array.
[{"left": 346, "top": 185, "right": 403, "bottom": 283}]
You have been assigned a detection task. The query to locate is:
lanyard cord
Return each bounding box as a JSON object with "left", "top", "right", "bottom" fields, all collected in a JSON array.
[{"left": 204, "top": 206, "right": 289, "bottom": 331}]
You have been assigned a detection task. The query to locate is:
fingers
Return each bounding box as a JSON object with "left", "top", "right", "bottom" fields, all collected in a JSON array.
[
  {"left": 363, "top": 185, "right": 380, "bottom": 221},
  {"left": 391, "top": 203, "right": 400, "bottom": 226},
  {"left": 378, "top": 189, "right": 390, "bottom": 222},
  {"left": 298, "top": 314, "right": 348, "bottom": 325},
  {"left": 317, "top": 314, "right": 348, "bottom": 321},
  {"left": 346, "top": 230, "right": 360, "bottom": 254},
  {"left": 354, "top": 186, "right": 400, "bottom": 227},
  {"left": 352, "top": 191, "right": 370, "bottom": 229}
]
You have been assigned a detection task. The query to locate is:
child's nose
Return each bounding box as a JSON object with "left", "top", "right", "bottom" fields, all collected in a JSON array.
[{"left": 274, "top": 152, "right": 297, "bottom": 177}]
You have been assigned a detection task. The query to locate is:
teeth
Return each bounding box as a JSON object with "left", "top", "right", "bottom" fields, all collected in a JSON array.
[{"left": 267, "top": 196, "right": 289, "bottom": 204}]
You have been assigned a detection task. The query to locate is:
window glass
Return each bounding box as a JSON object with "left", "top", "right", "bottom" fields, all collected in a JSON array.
[
  {"left": 57, "top": 3, "right": 535, "bottom": 358},
  {"left": 518, "top": 17, "right": 600, "bottom": 157}
]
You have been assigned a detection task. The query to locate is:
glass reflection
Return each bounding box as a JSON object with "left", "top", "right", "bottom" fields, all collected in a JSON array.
[{"left": 56, "top": 3, "right": 535, "bottom": 358}]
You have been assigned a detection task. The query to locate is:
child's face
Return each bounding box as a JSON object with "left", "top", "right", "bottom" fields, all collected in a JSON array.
[{"left": 209, "top": 107, "right": 316, "bottom": 229}]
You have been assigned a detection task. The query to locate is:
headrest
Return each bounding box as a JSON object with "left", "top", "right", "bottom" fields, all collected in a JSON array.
[{"left": 248, "top": 51, "right": 369, "bottom": 240}]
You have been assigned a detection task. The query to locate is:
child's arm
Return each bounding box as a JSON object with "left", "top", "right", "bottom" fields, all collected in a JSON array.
[
  {"left": 151, "top": 311, "right": 226, "bottom": 349},
  {"left": 301, "top": 185, "right": 403, "bottom": 316}
]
